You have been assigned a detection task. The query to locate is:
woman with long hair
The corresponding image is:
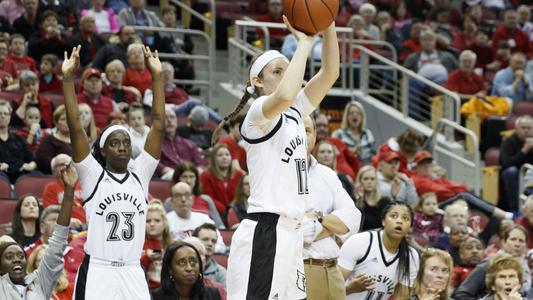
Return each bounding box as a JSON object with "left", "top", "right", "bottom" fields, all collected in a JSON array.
[
  {"left": 78, "top": 103, "right": 98, "bottom": 144},
  {"left": 409, "top": 248, "right": 453, "bottom": 300},
  {"left": 314, "top": 139, "right": 355, "bottom": 199},
  {"left": 354, "top": 165, "right": 391, "bottom": 231},
  {"left": 227, "top": 173, "right": 249, "bottom": 229},
  {"left": 215, "top": 15, "right": 339, "bottom": 299},
  {"left": 151, "top": 241, "right": 221, "bottom": 300},
  {"left": 10, "top": 194, "right": 41, "bottom": 247},
  {"left": 62, "top": 44, "right": 164, "bottom": 299},
  {"left": 339, "top": 202, "right": 420, "bottom": 299}
]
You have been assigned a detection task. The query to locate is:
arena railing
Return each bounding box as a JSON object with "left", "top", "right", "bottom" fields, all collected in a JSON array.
[
  {"left": 169, "top": 0, "right": 216, "bottom": 55},
  {"left": 132, "top": 26, "right": 214, "bottom": 104},
  {"left": 519, "top": 163, "right": 533, "bottom": 206}
]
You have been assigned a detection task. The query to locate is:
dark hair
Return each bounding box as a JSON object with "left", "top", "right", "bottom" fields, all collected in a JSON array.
[
  {"left": 160, "top": 241, "right": 206, "bottom": 298},
  {"left": 41, "top": 53, "right": 59, "bottom": 67},
  {"left": 380, "top": 201, "right": 415, "bottom": 286},
  {"left": 40, "top": 10, "right": 58, "bottom": 25},
  {"left": 10, "top": 194, "right": 41, "bottom": 245},
  {"left": 503, "top": 224, "right": 528, "bottom": 243},
  {"left": 172, "top": 162, "right": 201, "bottom": 195},
  {"left": 232, "top": 173, "right": 249, "bottom": 206},
  {"left": 192, "top": 223, "right": 217, "bottom": 237}
]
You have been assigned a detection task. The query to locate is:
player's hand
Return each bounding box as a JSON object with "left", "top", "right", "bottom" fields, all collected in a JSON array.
[
  {"left": 142, "top": 45, "right": 161, "bottom": 80},
  {"left": 62, "top": 45, "right": 81, "bottom": 80},
  {"left": 302, "top": 216, "right": 322, "bottom": 245},
  {"left": 282, "top": 15, "right": 315, "bottom": 42},
  {"left": 497, "top": 285, "right": 522, "bottom": 300},
  {"left": 60, "top": 163, "right": 78, "bottom": 188},
  {"left": 346, "top": 273, "right": 375, "bottom": 293}
]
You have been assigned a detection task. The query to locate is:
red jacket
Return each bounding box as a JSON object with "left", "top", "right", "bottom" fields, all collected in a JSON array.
[
  {"left": 42, "top": 181, "right": 86, "bottom": 224},
  {"left": 218, "top": 135, "right": 247, "bottom": 171},
  {"left": 492, "top": 26, "right": 530, "bottom": 55},
  {"left": 141, "top": 238, "right": 164, "bottom": 289},
  {"left": 39, "top": 73, "right": 62, "bottom": 93},
  {"left": 123, "top": 68, "right": 152, "bottom": 95},
  {"left": 411, "top": 173, "right": 468, "bottom": 201},
  {"left": 444, "top": 69, "right": 485, "bottom": 95},
  {"left": 327, "top": 136, "right": 360, "bottom": 181},
  {"left": 77, "top": 93, "right": 114, "bottom": 129},
  {"left": 164, "top": 86, "right": 189, "bottom": 105},
  {"left": 6, "top": 54, "right": 36, "bottom": 75},
  {"left": 516, "top": 216, "right": 533, "bottom": 249},
  {"left": 200, "top": 170, "right": 244, "bottom": 214},
  {"left": 14, "top": 94, "right": 53, "bottom": 129}
]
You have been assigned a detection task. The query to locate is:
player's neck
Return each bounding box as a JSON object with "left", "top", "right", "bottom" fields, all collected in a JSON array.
[{"left": 382, "top": 231, "right": 401, "bottom": 253}]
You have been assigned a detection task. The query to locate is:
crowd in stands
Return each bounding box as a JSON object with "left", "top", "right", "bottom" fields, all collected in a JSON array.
[{"left": 0, "top": 0, "right": 531, "bottom": 299}]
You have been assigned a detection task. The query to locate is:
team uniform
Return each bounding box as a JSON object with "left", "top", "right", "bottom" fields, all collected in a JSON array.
[
  {"left": 226, "top": 90, "right": 314, "bottom": 300},
  {"left": 73, "top": 150, "right": 159, "bottom": 300},
  {"left": 338, "top": 230, "right": 420, "bottom": 300}
]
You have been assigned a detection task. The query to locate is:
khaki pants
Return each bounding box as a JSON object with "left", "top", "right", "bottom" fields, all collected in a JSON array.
[{"left": 304, "top": 263, "right": 346, "bottom": 300}]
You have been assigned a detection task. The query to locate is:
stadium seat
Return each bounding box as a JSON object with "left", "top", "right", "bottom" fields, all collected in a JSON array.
[
  {"left": 149, "top": 180, "right": 171, "bottom": 201},
  {"left": 0, "top": 199, "right": 17, "bottom": 224},
  {"left": 219, "top": 229, "right": 234, "bottom": 245},
  {"left": 0, "top": 176, "right": 11, "bottom": 199},
  {"left": 512, "top": 101, "right": 533, "bottom": 117},
  {"left": 42, "top": 92, "right": 65, "bottom": 109},
  {"left": 14, "top": 175, "right": 55, "bottom": 199},
  {"left": 0, "top": 91, "right": 22, "bottom": 104},
  {"left": 213, "top": 253, "right": 228, "bottom": 268}
]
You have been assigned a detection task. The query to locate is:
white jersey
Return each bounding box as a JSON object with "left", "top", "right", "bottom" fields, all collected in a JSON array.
[
  {"left": 241, "top": 90, "right": 315, "bottom": 220},
  {"left": 338, "top": 230, "right": 419, "bottom": 300},
  {"left": 75, "top": 150, "right": 159, "bottom": 261}
]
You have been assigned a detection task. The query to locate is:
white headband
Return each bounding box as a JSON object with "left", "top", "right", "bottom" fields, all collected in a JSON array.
[
  {"left": 99, "top": 125, "right": 133, "bottom": 148},
  {"left": 247, "top": 50, "right": 289, "bottom": 94}
]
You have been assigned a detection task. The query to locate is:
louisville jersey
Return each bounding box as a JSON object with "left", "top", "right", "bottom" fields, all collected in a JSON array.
[{"left": 241, "top": 90, "right": 315, "bottom": 220}]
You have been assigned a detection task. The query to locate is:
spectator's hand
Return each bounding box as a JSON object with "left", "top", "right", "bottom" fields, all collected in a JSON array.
[
  {"left": 19, "top": 163, "right": 32, "bottom": 171},
  {"left": 522, "top": 138, "right": 533, "bottom": 153},
  {"left": 60, "top": 163, "right": 78, "bottom": 188},
  {"left": 146, "top": 249, "right": 162, "bottom": 262},
  {"left": 62, "top": 45, "right": 81, "bottom": 80},
  {"left": 46, "top": 25, "right": 59, "bottom": 39},
  {"left": 514, "top": 69, "right": 524, "bottom": 81},
  {"left": 346, "top": 273, "right": 375, "bottom": 293},
  {"left": 142, "top": 45, "right": 161, "bottom": 79},
  {"left": 282, "top": 15, "right": 315, "bottom": 42},
  {"left": 475, "top": 91, "right": 486, "bottom": 99},
  {"left": 433, "top": 165, "right": 447, "bottom": 178},
  {"left": 354, "top": 183, "right": 364, "bottom": 199},
  {"left": 117, "top": 102, "right": 129, "bottom": 112},
  {"left": 29, "top": 123, "right": 40, "bottom": 135},
  {"left": 22, "top": 91, "right": 36, "bottom": 105},
  {"left": 0, "top": 162, "right": 8, "bottom": 172},
  {"left": 496, "top": 285, "right": 522, "bottom": 300},
  {"left": 161, "top": 168, "right": 174, "bottom": 181},
  {"left": 396, "top": 172, "right": 410, "bottom": 183},
  {"left": 122, "top": 86, "right": 142, "bottom": 101}
]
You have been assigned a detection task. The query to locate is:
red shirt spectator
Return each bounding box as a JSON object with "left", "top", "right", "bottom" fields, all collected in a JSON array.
[
  {"left": 444, "top": 69, "right": 485, "bottom": 96},
  {"left": 451, "top": 265, "right": 474, "bottom": 288},
  {"left": 43, "top": 181, "right": 86, "bottom": 224},
  {"left": 102, "top": 85, "right": 138, "bottom": 104},
  {"left": 328, "top": 136, "right": 361, "bottom": 181},
  {"left": 141, "top": 238, "right": 164, "bottom": 289},
  {"left": 12, "top": 127, "right": 49, "bottom": 153},
  {"left": 192, "top": 195, "right": 211, "bottom": 216},
  {"left": 13, "top": 94, "right": 54, "bottom": 129},
  {"left": 492, "top": 11, "right": 530, "bottom": 56},
  {"left": 77, "top": 93, "right": 114, "bottom": 129},
  {"left": 200, "top": 170, "right": 244, "bottom": 214},
  {"left": 372, "top": 139, "right": 412, "bottom": 176},
  {"left": 6, "top": 54, "right": 36, "bottom": 75},
  {"left": 516, "top": 216, "right": 533, "bottom": 249},
  {"left": 255, "top": 0, "right": 287, "bottom": 47},
  {"left": 164, "top": 85, "right": 189, "bottom": 105},
  {"left": 123, "top": 67, "right": 152, "bottom": 95},
  {"left": 0, "top": 55, "right": 17, "bottom": 78},
  {"left": 399, "top": 20, "right": 424, "bottom": 63},
  {"left": 218, "top": 135, "right": 247, "bottom": 172},
  {"left": 39, "top": 72, "right": 62, "bottom": 93}
]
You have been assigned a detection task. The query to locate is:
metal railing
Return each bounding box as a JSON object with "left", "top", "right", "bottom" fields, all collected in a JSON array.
[
  {"left": 170, "top": 0, "right": 215, "bottom": 56},
  {"left": 132, "top": 26, "right": 214, "bottom": 103}
]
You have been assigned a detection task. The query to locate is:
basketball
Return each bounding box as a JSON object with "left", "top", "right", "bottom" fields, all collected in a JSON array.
[{"left": 283, "top": 0, "right": 339, "bottom": 35}]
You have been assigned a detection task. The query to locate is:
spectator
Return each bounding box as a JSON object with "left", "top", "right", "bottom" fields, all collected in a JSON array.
[
  {"left": 517, "top": 5, "right": 533, "bottom": 40},
  {"left": 359, "top": 3, "right": 380, "bottom": 40},
  {"left": 123, "top": 43, "right": 152, "bottom": 95},
  {"left": 150, "top": 241, "right": 222, "bottom": 300},
  {"left": 10, "top": 194, "right": 40, "bottom": 247},
  {"left": 313, "top": 139, "right": 355, "bottom": 199},
  {"left": 412, "top": 192, "right": 443, "bottom": 242},
  {"left": 155, "top": 5, "right": 194, "bottom": 55},
  {"left": 452, "top": 16, "right": 478, "bottom": 51},
  {"left": 391, "top": 1, "right": 410, "bottom": 30},
  {"left": 332, "top": 101, "right": 376, "bottom": 164},
  {"left": 68, "top": 15, "right": 106, "bottom": 67},
  {"left": 177, "top": 106, "right": 213, "bottom": 151},
  {"left": 0, "top": 39, "right": 17, "bottom": 80},
  {"left": 438, "top": 223, "right": 469, "bottom": 265},
  {"left": 192, "top": 223, "right": 226, "bottom": 287},
  {"left": 106, "top": 111, "right": 127, "bottom": 126},
  {"left": 255, "top": 0, "right": 287, "bottom": 48},
  {"left": 354, "top": 165, "right": 391, "bottom": 231},
  {"left": 7, "top": 34, "right": 36, "bottom": 75},
  {"left": 426, "top": 4, "right": 458, "bottom": 49},
  {"left": 373, "top": 128, "right": 423, "bottom": 176},
  {"left": 80, "top": 0, "right": 120, "bottom": 34},
  {"left": 444, "top": 50, "right": 486, "bottom": 101},
  {"left": 200, "top": 144, "right": 244, "bottom": 214},
  {"left": 42, "top": 154, "right": 85, "bottom": 226},
  {"left": 158, "top": 109, "right": 203, "bottom": 180},
  {"left": 516, "top": 195, "right": 533, "bottom": 249},
  {"left": 492, "top": 10, "right": 530, "bottom": 56},
  {"left": 409, "top": 248, "right": 453, "bottom": 300},
  {"left": 0, "top": 0, "right": 24, "bottom": 24},
  {"left": 376, "top": 151, "right": 418, "bottom": 205},
  {"left": 346, "top": 15, "right": 377, "bottom": 63},
  {"left": 102, "top": 59, "right": 141, "bottom": 109},
  {"left": 226, "top": 173, "right": 249, "bottom": 229},
  {"left": 500, "top": 116, "right": 533, "bottom": 212},
  {"left": 77, "top": 103, "right": 98, "bottom": 144},
  {"left": 0, "top": 100, "right": 38, "bottom": 183},
  {"left": 35, "top": 0, "right": 74, "bottom": 28},
  {"left": 27, "top": 10, "right": 68, "bottom": 63},
  {"left": 35, "top": 105, "right": 72, "bottom": 174},
  {"left": 281, "top": 34, "right": 322, "bottom": 61},
  {"left": 76, "top": 68, "right": 115, "bottom": 129},
  {"left": 152, "top": 61, "right": 189, "bottom": 106},
  {"left": 399, "top": 19, "right": 424, "bottom": 63},
  {"left": 491, "top": 52, "right": 532, "bottom": 103},
  {"left": 12, "top": 106, "right": 47, "bottom": 153},
  {"left": 468, "top": 29, "right": 494, "bottom": 70},
  {"left": 127, "top": 103, "right": 148, "bottom": 158},
  {"left": 217, "top": 115, "right": 247, "bottom": 172},
  {"left": 117, "top": 0, "right": 163, "bottom": 28},
  {"left": 480, "top": 254, "right": 527, "bottom": 300},
  {"left": 92, "top": 25, "right": 136, "bottom": 71},
  {"left": 376, "top": 10, "right": 403, "bottom": 51},
  {"left": 485, "top": 219, "right": 515, "bottom": 257},
  {"left": 451, "top": 237, "right": 485, "bottom": 288},
  {"left": 13, "top": 0, "right": 39, "bottom": 40},
  {"left": 12, "top": 70, "right": 53, "bottom": 129},
  {"left": 38, "top": 54, "right": 62, "bottom": 93}
]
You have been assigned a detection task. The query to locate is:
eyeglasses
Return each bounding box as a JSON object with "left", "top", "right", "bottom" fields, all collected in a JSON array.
[{"left": 175, "top": 257, "right": 198, "bottom": 268}]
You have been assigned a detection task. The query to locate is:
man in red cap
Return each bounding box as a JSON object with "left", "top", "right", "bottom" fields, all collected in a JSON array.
[
  {"left": 77, "top": 68, "right": 115, "bottom": 129},
  {"left": 411, "top": 150, "right": 469, "bottom": 201},
  {"left": 377, "top": 151, "right": 418, "bottom": 205}
]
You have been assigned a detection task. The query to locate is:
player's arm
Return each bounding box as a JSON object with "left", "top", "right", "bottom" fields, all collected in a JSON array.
[
  {"left": 56, "top": 163, "right": 77, "bottom": 227},
  {"left": 303, "top": 22, "right": 340, "bottom": 107},
  {"left": 62, "top": 45, "right": 90, "bottom": 163},
  {"left": 143, "top": 45, "right": 164, "bottom": 160},
  {"left": 261, "top": 16, "right": 313, "bottom": 120}
]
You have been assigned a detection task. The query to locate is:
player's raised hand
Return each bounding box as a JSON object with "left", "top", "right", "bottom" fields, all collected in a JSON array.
[
  {"left": 282, "top": 15, "right": 315, "bottom": 42},
  {"left": 142, "top": 45, "right": 161, "bottom": 79},
  {"left": 62, "top": 45, "right": 81, "bottom": 80},
  {"left": 60, "top": 163, "right": 78, "bottom": 189}
]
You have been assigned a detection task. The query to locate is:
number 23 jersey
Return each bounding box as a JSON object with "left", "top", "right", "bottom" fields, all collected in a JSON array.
[{"left": 74, "top": 151, "right": 159, "bottom": 261}]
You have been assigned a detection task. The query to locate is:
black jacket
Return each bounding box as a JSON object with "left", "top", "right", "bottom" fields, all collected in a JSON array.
[{"left": 499, "top": 133, "right": 533, "bottom": 169}]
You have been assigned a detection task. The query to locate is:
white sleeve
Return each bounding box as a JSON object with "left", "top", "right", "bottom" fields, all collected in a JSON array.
[
  {"left": 241, "top": 96, "right": 281, "bottom": 140},
  {"left": 337, "top": 232, "right": 371, "bottom": 272},
  {"left": 292, "top": 89, "right": 315, "bottom": 118},
  {"left": 74, "top": 154, "right": 103, "bottom": 200},
  {"left": 132, "top": 150, "right": 159, "bottom": 197},
  {"left": 401, "top": 248, "right": 420, "bottom": 287}
]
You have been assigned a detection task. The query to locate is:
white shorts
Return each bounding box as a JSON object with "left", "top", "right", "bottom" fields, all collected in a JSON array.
[
  {"left": 226, "top": 213, "right": 306, "bottom": 300},
  {"left": 73, "top": 255, "right": 150, "bottom": 300}
]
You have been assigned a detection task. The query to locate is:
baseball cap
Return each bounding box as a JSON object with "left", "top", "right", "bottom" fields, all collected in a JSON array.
[
  {"left": 414, "top": 150, "right": 433, "bottom": 165},
  {"left": 82, "top": 68, "right": 101, "bottom": 80},
  {"left": 381, "top": 151, "right": 401, "bottom": 163}
]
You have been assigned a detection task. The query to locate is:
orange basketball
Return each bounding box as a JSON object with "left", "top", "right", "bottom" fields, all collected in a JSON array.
[{"left": 283, "top": 0, "right": 339, "bottom": 35}]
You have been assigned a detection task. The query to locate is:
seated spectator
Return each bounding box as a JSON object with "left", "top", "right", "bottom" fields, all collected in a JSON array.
[
  {"left": 313, "top": 140, "right": 355, "bottom": 199},
  {"left": 437, "top": 222, "right": 469, "bottom": 265},
  {"left": 468, "top": 29, "right": 495, "bottom": 70},
  {"left": 399, "top": 19, "right": 423, "bottom": 63},
  {"left": 332, "top": 101, "right": 376, "bottom": 165},
  {"left": 158, "top": 61, "right": 189, "bottom": 105},
  {"left": 150, "top": 241, "right": 222, "bottom": 300},
  {"left": 226, "top": 173, "right": 249, "bottom": 229},
  {"left": 6, "top": 34, "right": 37, "bottom": 75},
  {"left": 42, "top": 154, "right": 85, "bottom": 226},
  {"left": 255, "top": 0, "right": 287, "bottom": 48},
  {"left": 10, "top": 194, "right": 41, "bottom": 247},
  {"left": 92, "top": 25, "right": 136, "bottom": 71},
  {"left": 177, "top": 106, "right": 213, "bottom": 151},
  {"left": 516, "top": 195, "right": 533, "bottom": 249},
  {"left": 491, "top": 52, "right": 532, "bottom": 103},
  {"left": 117, "top": 0, "right": 163, "bottom": 28},
  {"left": 411, "top": 151, "right": 469, "bottom": 201},
  {"left": 452, "top": 16, "right": 478, "bottom": 51},
  {"left": 141, "top": 201, "right": 173, "bottom": 289},
  {"left": 123, "top": 43, "right": 152, "bottom": 96},
  {"left": 492, "top": 10, "right": 530, "bottom": 56},
  {"left": 80, "top": 0, "right": 120, "bottom": 34},
  {"left": 517, "top": 5, "right": 533, "bottom": 40},
  {"left": 0, "top": 38, "right": 16, "bottom": 81},
  {"left": 281, "top": 34, "right": 322, "bottom": 61},
  {"left": 200, "top": 144, "right": 244, "bottom": 214},
  {"left": 78, "top": 103, "right": 98, "bottom": 144},
  {"left": 444, "top": 50, "right": 486, "bottom": 101},
  {"left": 12, "top": 70, "right": 53, "bottom": 129},
  {"left": 373, "top": 128, "right": 423, "bottom": 176},
  {"left": 13, "top": 0, "right": 39, "bottom": 41},
  {"left": 192, "top": 223, "right": 226, "bottom": 287},
  {"left": 27, "top": 10, "right": 68, "bottom": 63},
  {"left": 35, "top": 105, "right": 72, "bottom": 174},
  {"left": 426, "top": 4, "right": 458, "bottom": 49},
  {"left": 38, "top": 54, "right": 62, "bottom": 93},
  {"left": 490, "top": 40, "right": 512, "bottom": 72},
  {"left": 410, "top": 248, "right": 453, "bottom": 300},
  {"left": 157, "top": 109, "right": 203, "bottom": 180},
  {"left": 485, "top": 219, "right": 515, "bottom": 257},
  {"left": 412, "top": 192, "right": 443, "bottom": 242},
  {"left": 481, "top": 254, "right": 527, "bottom": 300},
  {"left": 346, "top": 15, "right": 377, "bottom": 62},
  {"left": 68, "top": 15, "right": 106, "bottom": 67},
  {"left": 102, "top": 59, "right": 141, "bottom": 111},
  {"left": 127, "top": 103, "right": 148, "bottom": 158},
  {"left": 376, "top": 11, "right": 403, "bottom": 52},
  {"left": 77, "top": 68, "right": 115, "bottom": 129},
  {"left": 35, "top": 0, "right": 74, "bottom": 28},
  {"left": 353, "top": 165, "right": 391, "bottom": 231},
  {"left": 500, "top": 116, "right": 533, "bottom": 212},
  {"left": 451, "top": 237, "right": 485, "bottom": 288},
  {"left": 0, "top": 0, "right": 24, "bottom": 24},
  {"left": 359, "top": 3, "right": 380, "bottom": 40},
  {"left": 155, "top": 5, "right": 194, "bottom": 55},
  {"left": 12, "top": 106, "right": 48, "bottom": 153},
  {"left": 217, "top": 115, "right": 247, "bottom": 172},
  {"left": 376, "top": 151, "right": 418, "bottom": 205},
  {"left": 391, "top": 1, "right": 411, "bottom": 30},
  {"left": 314, "top": 113, "right": 360, "bottom": 180},
  {"left": 0, "top": 100, "right": 38, "bottom": 183}
]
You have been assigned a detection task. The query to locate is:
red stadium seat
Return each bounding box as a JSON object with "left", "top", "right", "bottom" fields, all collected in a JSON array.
[
  {"left": 0, "top": 176, "right": 11, "bottom": 199},
  {"left": 0, "top": 91, "right": 23, "bottom": 104},
  {"left": 213, "top": 253, "right": 228, "bottom": 268},
  {"left": 219, "top": 229, "right": 234, "bottom": 246},
  {"left": 42, "top": 92, "right": 65, "bottom": 109},
  {"left": 0, "top": 199, "right": 17, "bottom": 224},
  {"left": 14, "top": 175, "right": 55, "bottom": 199},
  {"left": 149, "top": 180, "right": 171, "bottom": 201},
  {"left": 512, "top": 101, "right": 533, "bottom": 117},
  {"left": 484, "top": 147, "right": 500, "bottom": 166}
]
